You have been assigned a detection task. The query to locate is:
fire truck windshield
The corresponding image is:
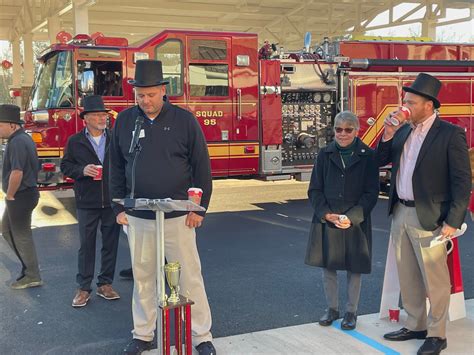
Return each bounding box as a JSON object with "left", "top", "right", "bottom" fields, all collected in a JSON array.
[{"left": 30, "top": 51, "right": 74, "bottom": 110}]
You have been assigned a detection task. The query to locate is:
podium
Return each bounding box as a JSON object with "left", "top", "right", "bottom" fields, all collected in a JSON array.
[{"left": 114, "top": 198, "right": 205, "bottom": 355}]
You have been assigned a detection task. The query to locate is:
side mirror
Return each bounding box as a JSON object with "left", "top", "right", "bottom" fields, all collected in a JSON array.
[{"left": 79, "top": 70, "right": 95, "bottom": 96}]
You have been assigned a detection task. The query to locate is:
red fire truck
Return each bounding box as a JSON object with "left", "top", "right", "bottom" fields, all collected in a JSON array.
[{"left": 21, "top": 30, "right": 474, "bottom": 188}]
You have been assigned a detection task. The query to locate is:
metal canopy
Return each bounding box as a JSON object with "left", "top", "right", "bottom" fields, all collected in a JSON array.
[{"left": 0, "top": 0, "right": 472, "bottom": 46}]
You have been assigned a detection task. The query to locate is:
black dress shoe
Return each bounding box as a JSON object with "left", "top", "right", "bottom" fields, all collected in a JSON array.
[
  {"left": 417, "top": 337, "right": 447, "bottom": 355},
  {"left": 196, "top": 341, "right": 216, "bottom": 355},
  {"left": 319, "top": 308, "right": 339, "bottom": 326},
  {"left": 341, "top": 312, "right": 357, "bottom": 330},
  {"left": 384, "top": 327, "right": 427, "bottom": 341},
  {"left": 119, "top": 268, "right": 133, "bottom": 280},
  {"left": 123, "top": 339, "right": 153, "bottom": 354}
]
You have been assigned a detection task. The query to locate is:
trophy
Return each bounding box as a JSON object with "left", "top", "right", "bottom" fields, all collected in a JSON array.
[{"left": 164, "top": 262, "right": 181, "bottom": 304}]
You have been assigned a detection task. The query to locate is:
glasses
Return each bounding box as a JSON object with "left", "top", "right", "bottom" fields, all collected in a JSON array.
[{"left": 335, "top": 127, "right": 355, "bottom": 134}]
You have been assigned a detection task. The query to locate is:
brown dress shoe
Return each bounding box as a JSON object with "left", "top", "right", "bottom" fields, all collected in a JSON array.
[
  {"left": 96, "top": 284, "right": 120, "bottom": 300},
  {"left": 72, "top": 290, "right": 91, "bottom": 307}
]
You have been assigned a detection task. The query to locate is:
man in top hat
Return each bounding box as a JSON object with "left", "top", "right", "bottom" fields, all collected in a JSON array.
[
  {"left": 377, "top": 73, "right": 471, "bottom": 354},
  {"left": 0, "top": 104, "right": 42, "bottom": 289},
  {"left": 61, "top": 95, "right": 121, "bottom": 307},
  {"left": 468, "top": 148, "right": 474, "bottom": 220},
  {"left": 109, "top": 60, "right": 215, "bottom": 355}
]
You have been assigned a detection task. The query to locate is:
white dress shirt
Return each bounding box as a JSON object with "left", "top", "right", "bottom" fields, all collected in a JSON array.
[{"left": 396, "top": 113, "right": 437, "bottom": 200}]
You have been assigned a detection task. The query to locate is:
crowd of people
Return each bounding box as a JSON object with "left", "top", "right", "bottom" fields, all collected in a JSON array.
[{"left": 1, "top": 66, "right": 471, "bottom": 355}]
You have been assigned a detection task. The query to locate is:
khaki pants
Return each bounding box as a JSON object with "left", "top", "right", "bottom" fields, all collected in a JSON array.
[
  {"left": 127, "top": 214, "right": 212, "bottom": 345},
  {"left": 391, "top": 203, "right": 450, "bottom": 338}
]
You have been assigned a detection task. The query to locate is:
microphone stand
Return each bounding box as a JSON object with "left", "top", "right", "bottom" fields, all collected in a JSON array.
[
  {"left": 130, "top": 142, "right": 141, "bottom": 200},
  {"left": 126, "top": 116, "right": 144, "bottom": 208}
]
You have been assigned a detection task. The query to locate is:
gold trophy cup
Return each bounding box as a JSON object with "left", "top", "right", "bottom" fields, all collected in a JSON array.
[{"left": 164, "top": 262, "right": 181, "bottom": 304}]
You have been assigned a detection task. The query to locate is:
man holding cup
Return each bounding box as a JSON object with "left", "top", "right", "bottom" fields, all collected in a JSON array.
[
  {"left": 377, "top": 73, "right": 471, "bottom": 355},
  {"left": 109, "top": 60, "right": 215, "bottom": 355},
  {"left": 61, "top": 95, "right": 121, "bottom": 307}
]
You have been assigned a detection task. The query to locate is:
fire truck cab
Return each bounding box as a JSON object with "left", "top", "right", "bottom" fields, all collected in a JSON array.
[{"left": 22, "top": 30, "right": 474, "bottom": 188}]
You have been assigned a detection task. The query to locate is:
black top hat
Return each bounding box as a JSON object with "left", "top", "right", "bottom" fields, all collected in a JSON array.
[
  {"left": 402, "top": 73, "right": 442, "bottom": 109},
  {"left": 0, "top": 104, "right": 24, "bottom": 124},
  {"left": 128, "top": 59, "right": 169, "bottom": 87},
  {"left": 80, "top": 95, "right": 110, "bottom": 119}
]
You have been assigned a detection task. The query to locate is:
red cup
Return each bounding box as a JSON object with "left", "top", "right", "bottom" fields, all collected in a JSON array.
[
  {"left": 388, "top": 106, "right": 411, "bottom": 126},
  {"left": 399, "top": 106, "right": 411, "bottom": 119},
  {"left": 187, "top": 187, "right": 203, "bottom": 205},
  {"left": 93, "top": 165, "right": 103, "bottom": 181},
  {"left": 389, "top": 308, "right": 400, "bottom": 322}
]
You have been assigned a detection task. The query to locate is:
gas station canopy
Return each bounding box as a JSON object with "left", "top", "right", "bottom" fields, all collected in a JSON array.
[{"left": 0, "top": 0, "right": 472, "bottom": 47}]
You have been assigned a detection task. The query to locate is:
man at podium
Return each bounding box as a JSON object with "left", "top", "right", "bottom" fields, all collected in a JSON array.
[{"left": 110, "top": 59, "right": 216, "bottom": 355}]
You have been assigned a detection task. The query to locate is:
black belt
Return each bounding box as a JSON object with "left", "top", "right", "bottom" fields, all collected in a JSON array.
[{"left": 399, "top": 199, "right": 415, "bottom": 207}]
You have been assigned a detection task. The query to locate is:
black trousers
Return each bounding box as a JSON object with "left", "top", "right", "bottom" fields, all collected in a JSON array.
[
  {"left": 76, "top": 207, "right": 120, "bottom": 291},
  {"left": 2, "top": 188, "right": 40, "bottom": 279}
]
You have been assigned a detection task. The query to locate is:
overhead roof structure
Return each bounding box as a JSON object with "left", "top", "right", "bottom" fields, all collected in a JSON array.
[{"left": 0, "top": 0, "right": 472, "bottom": 47}]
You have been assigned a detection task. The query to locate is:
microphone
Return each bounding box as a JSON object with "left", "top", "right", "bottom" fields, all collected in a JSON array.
[{"left": 129, "top": 116, "right": 144, "bottom": 154}]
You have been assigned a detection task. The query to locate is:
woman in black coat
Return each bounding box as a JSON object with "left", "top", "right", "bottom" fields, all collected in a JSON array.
[{"left": 305, "top": 111, "right": 379, "bottom": 330}]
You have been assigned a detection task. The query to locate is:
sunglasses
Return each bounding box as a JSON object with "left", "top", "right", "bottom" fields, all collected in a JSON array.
[{"left": 334, "top": 127, "right": 355, "bottom": 134}]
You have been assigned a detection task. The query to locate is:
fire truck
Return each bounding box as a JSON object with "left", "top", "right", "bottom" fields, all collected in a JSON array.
[{"left": 21, "top": 30, "right": 474, "bottom": 188}]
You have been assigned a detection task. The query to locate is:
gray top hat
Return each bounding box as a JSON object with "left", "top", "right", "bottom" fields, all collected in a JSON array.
[
  {"left": 0, "top": 104, "right": 24, "bottom": 124},
  {"left": 128, "top": 59, "right": 169, "bottom": 87},
  {"left": 80, "top": 95, "right": 110, "bottom": 119},
  {"left": 402, "top": 73, "right": 442, "bottom": 109}
]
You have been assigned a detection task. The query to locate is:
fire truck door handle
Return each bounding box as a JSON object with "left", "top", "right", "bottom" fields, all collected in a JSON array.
[{"left": 237, "top": 88, "right": 242, "bottom": 121}]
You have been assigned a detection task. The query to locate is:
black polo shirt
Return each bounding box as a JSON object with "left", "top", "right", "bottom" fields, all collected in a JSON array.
[{"left": 2, "top": 128, "right": 39, "bottom": 193}]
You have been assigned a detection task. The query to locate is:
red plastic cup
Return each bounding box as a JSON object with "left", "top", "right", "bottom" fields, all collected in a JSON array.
[
  {"left": 399, "top": 106, "right": 411, "bottom": 119},
  {"left": 388, "top": 106, "right": 411, "bottom": 126},
  {"left": 93, "top": 165, "right": 103, "bottom": 181},
  {"left": 389, "top": 308, "right": 400, "bottom": 322},
  {"left": 187, "top": 187, "right": 203, "bottom": 205}
]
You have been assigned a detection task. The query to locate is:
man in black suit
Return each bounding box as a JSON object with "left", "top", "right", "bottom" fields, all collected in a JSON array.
[
  {"left": 377, "top": 73, "right": 471, "bottom": 355},
  {"left": 61, "top": 95, "right": 121, "bottom": 308}
]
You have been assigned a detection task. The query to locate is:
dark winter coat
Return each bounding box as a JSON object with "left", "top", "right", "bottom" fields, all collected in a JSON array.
[
  {"left": 60, "top": 129, "right": 111, "bottom": 209},
  {"left": 305, "top": 138, "right": 379, "bottom": 273}
]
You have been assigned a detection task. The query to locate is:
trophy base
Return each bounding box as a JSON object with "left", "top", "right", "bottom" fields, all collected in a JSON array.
[
  {"left": 160, "top": 294, "right": 194, "bottom": 309},
  {"left": 159, "top": 295, "right": 195, "bottom": 355}
]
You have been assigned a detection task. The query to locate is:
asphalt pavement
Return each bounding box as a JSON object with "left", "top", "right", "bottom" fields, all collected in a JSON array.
[{"left": 0, "top": 180, "right": 472, "bottom": 354}]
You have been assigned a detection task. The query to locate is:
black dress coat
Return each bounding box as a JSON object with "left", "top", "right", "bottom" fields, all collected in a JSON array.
[
  {"left": 60, "top": 129, "right": 112, "bottom": 209},
  {"left": 377, "top": 117, "right": 471, "bottom": 231},
  {"left": 305, "top": 138, "right": 379, "bottom": 273}
]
